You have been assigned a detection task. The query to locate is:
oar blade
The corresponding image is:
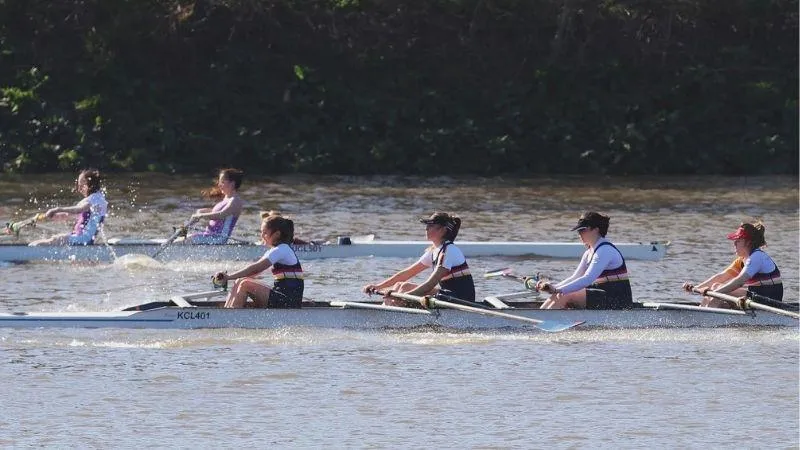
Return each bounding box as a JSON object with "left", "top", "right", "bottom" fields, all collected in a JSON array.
[{"left": 536, "top": 320, "right": 585, "bottom": 333}]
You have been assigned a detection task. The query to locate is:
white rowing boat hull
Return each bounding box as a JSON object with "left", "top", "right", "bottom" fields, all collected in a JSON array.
[
  {"left": 0, "top": 304, "right": 794, "bottom": 330},
  {"left": 0, "top": 239, "right": 669, "bottom": 262}
]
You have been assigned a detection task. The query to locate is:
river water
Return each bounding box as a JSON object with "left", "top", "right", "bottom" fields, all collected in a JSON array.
[{"left": 0, "top": 174, "right": 797, "bottom": 447}]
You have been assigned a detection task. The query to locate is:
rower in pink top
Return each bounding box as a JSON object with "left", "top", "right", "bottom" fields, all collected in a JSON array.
[{"left": 186, "top": 168, "right": 244, "bottom": 244}]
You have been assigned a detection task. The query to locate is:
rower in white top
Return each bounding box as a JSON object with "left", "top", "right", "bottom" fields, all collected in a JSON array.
[
  {"left": 28, "top": 168, "right": 108, "bottom": 247},
  {"left": 682, "top": 221, "right": 783, "bottom": 308},
  {"left": 534, "top": 211, "right": 634, "bottom": 310},
  {"left": 362, "top": 212, "right": 476, "bottom": 307}
]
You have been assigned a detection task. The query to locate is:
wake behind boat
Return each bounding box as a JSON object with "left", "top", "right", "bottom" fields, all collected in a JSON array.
[
  {"left": 0, "top": 289, "right": 795, "bottom": 330},
  {"left": 0, "top": 236, "right": 670, "bottom": 263}
]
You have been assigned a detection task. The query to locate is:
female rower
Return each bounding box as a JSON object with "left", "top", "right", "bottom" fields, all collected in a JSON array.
[
  {"left": 682, "top": 222, "right": 782, "bottom": 307},
  {"left": 186, "top": 168, "right": 244, "bottom": 244},
  {"left": 535, "top": 212, "right": 633, "bottom": 310},
  {"left": 260, "top": 210, "right": 311, "bottom": 245},
  {"left": 362, "top": 212, "right": 475, "bottom": 307},
  {"left": 213, "top": 215, "right": 304, "bottom": 309},
  {"left": 29, "top": 169, "right": 108, "bottom": 246}
]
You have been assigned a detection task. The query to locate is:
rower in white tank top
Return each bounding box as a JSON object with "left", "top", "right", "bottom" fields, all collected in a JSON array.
[{"left": 362, "top": 212, "right": 476, "bottom": 307}]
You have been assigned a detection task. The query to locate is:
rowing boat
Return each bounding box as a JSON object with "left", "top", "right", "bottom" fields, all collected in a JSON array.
[
  {"left": 0, "top": 289, "right": 794, "bottom": 330},
  {"left": 0, "top": 237, "right": 669, "bottom": 263}
]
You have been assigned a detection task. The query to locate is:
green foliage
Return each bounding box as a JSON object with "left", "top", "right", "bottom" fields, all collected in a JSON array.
[{"left": 0, "top": 0, "right": 796, "bottom": 174}]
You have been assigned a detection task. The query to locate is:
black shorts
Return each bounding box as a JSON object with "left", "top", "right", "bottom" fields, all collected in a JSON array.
[
  {"left": 438, "top": 276, "right": 476, "bottom": 302},
  {"left": 585, "top": 281, "right": 633, "bottom": 310},
  {"left": 747, "top": 284, "right": 783, "bottom": 302},
  {"left": 266, "top": 280, "right": 304, "bottom": 309}
]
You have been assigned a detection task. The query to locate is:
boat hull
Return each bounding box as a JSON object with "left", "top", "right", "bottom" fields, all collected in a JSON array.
[
  {"left": 0, "top": 239, "right": 669, "bottom": 263},
  {"left": 0, "top": 304, "right": 793, "bottom": 330}
]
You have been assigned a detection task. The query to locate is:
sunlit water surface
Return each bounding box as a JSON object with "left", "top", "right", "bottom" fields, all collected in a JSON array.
[{"left": 0, "top": 174, "right": 797, "bottom": 447}]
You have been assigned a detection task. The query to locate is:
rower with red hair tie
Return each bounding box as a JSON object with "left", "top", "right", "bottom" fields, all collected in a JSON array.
[{"left": 683, "top": 221, "right": 782, "bottom": 307}]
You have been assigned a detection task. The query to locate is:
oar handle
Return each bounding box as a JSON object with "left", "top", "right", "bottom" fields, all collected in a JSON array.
[
  {"left": 377, "top": 290, "right": 434, "bottom": 308},
  {"left": 484, "top": 268, "right": 548, "bottom": 291},
  {"left": 691, "top": 287, "right": 743, "bottom": 305},
  {"left": 5, "top": 213, "right": 45, "bottom": 235}
]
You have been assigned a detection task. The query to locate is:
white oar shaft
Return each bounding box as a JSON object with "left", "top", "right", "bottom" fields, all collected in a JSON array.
[
  {"left": 745, "top": 300, "right": 800, "bottom": 319},
  {"left": 484, "top": 269, "right": 544, "bottom": 291},
  {"left": 330, "top": 301, "right": 432, "bottom": 315},
  {"left": 692, "top": 288, "right": 799, "bottom": 320},
  {"left": 692, "top": 288, "right": 741, "bottom": 304},
  {"left": 388, "top": 291, "right": 546, "bottom": 326},
  {"left": 151, "top": 217, "right": 198, "bottom": 259}
]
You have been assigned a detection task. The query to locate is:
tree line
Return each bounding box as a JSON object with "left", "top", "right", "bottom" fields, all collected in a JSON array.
[{"left": 0, "top": 0, "right": 797, "bottom": 175}]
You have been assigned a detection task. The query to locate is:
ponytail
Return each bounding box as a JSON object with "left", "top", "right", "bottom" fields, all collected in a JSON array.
[
  {"left": 264, "top": 215, "right": 295, "bottom": 245},
  {"left": 742, "top": 222, "right": 767, "bottom": 250},
  {"left": 445, "top": 216, "right": 462, "bottom": 241}
]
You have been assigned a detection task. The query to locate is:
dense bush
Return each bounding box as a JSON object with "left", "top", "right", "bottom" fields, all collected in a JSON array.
[{"left": 0, "top": 0, "right": 797, "bottom": 174}]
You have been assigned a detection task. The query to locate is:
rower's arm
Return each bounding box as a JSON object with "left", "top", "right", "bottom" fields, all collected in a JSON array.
[
  {"left": 371, "top": 262, "right": 426, "bottom": 290},
  {"left": 405, "top": 266, "right": 448, "bottom": 297},
  {"left": 47, "top": 200, "right": 90, "bottom": 217},
  {"left": 554, "top": 250, "right": 590, "bottom": 289},
  {"left": 694, "top": 271, "right": 732, "bottom": 290},
  {"left": 194, "top": 198, "right": 243, "bottom": 221},
  {"left": 227, "top": 256, "right": 272, "bottom": 279},
  {"left": 712, "top": 270, "right": 749, "bottom": 294},
  {"left": 557, "top": 251, "right": 613, "bottom": 294}
]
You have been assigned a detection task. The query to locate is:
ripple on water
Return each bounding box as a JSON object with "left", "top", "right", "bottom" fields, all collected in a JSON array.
[{"left": 0, "top": 174, "right": 797, "bottom": 447}]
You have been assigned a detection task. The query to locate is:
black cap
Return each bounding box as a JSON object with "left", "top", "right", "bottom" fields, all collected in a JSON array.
[
  {"left": 420, "top": 212, "right": 457, "bottom": 234},
  {"left": 570, "top": 212, "right": 608, "bottom": 231}
]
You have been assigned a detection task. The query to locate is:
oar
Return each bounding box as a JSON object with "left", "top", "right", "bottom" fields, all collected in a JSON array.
[
  {"left": 385, "top": 291, "right": 584, "bottom": 332},
  {"left": 330, "top": 301, "right": 433, "bottom": 315},
  {"left": 691, "top": 288, "right": 800, "bottom": 320},
  {"left": 484, "top": 267, "right": 547, "bottom": 291},
  {"left": 746, "top": 292, "right": 799, "bottom": 312},
  {"left": 4, "top": 213, "right": 45, "bottom": 237},
  {"left": 151, "top": 217, "right": 199, "bottom": 259}
]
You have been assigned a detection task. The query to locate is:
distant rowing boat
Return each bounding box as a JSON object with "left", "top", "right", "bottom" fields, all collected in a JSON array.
[
  {"left": 0, "top": 237, "right": 670, "bottom": 263},
  {"left": 0, "top": 289, "right": 794, "bottom": 330}
]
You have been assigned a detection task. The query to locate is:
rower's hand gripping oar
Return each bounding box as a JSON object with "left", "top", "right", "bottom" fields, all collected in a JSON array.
[
  {"left": 384, "top": 291, "right": 584, "bottom": 332},
  {"left": 151, "top": 217, "right": 199, "bottom": 259},
  {"left": 484, "top": 267, "right": 553, "bottom": 293},
  {"left": 4, "top": 213, "right": 45, "bottom": 237},
  {"left": 689, "top": 287, "right": 799, "bottom": 320}
]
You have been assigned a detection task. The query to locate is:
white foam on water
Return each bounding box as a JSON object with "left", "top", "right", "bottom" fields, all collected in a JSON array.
[{"left": 111, "top": 253, "right": 166, "bottom": 270}]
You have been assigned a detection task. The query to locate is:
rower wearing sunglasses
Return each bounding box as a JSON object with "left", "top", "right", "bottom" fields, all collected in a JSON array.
[
  {"left": 535, "top": 212, "right": 633, "bottom": 310},
  {"left": 362, "top": 212, "right": 475, "bottom": 307}
]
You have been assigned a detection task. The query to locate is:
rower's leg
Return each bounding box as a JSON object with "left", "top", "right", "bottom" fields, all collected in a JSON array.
[
  {"left": 224, "top": 278, "right": 270, "bottom": 308},
  {"left": 540, "top": 294, "right": 557, "bottom": 309},
  {"left": 28, "top": 233, "right": 70, "bottom": 246},
  {"left": 540, "top": 291, "right": 587, "bottom": 309},
  {"left": 384, "top": 281, "right": 420, "bottom": 307},
  {"left": 700, "top": 283, "right": 746, "bottom": 308}
]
